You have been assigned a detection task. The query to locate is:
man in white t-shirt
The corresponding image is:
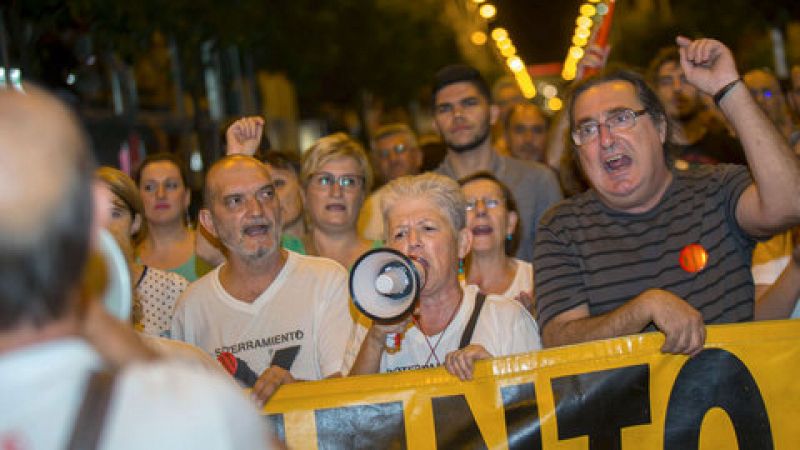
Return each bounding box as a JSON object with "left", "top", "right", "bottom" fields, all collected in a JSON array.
[
  {"left": 172, "top": 155, "right": 352, "bottom": 406},
  {"left": 0, "top": 87, "right": 274, "bottom": 450}
]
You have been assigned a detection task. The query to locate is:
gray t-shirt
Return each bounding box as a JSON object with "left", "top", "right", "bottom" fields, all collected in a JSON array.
[{"left": 534, "top": 164, "right": 755, "bottom": 329}]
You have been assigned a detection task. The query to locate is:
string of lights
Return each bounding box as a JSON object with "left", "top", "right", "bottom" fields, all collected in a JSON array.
[
  {"left": 562, "top": 0, "right": 611, "bottom": 81},
  {"left": 468, "top": 1, "right": 537, "bottom": 102}
]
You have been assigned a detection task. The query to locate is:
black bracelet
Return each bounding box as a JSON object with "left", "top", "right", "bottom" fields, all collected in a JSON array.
[{"left": 713, "top": 78, "right": 741, "bottom": 107}]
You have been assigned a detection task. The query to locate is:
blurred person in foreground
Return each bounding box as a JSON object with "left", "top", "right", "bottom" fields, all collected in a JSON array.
[
  {"left": 432, "top": 64, "right": 562, "bottom": 262},
  {"left": 343, "top": 173, "right": 540, "bottom": 381},
  {"left": 171, "top": 155, "right": 353, "bottom": 407},
  {"left": 459, "top": 172, "right": 534, "bottom": 311},
  {"left": 358, "top": 123, "right": 424, "bottom": 241},
  {"left": 535, "top": 37, "right": 800, "bottom": 356},
  {"left": 0, "top": 86, "right": 275, "bottom": 449}
]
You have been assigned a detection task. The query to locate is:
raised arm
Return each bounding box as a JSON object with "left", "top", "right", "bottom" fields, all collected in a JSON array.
[
  {"left": 225, "top": 116, "right": 265, "bottom": 156},
  {"left": 678, "top": 36, "right": 800, "bottom": 237}
]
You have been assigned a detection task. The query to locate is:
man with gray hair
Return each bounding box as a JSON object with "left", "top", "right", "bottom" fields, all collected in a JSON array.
[
  {"left": 359, "top": 123, "right": 424, "bottom": 240},
  {"left": 0, "top": 87, "right": 274, "bottom": 449},
  {"left": 370, "top": 123, "right": 424, "bottom": 184}
]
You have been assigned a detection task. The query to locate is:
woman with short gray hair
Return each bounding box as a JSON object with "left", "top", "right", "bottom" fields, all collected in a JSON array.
[{"left": 343, "top": 172, "right": 540, "bottom": 380}]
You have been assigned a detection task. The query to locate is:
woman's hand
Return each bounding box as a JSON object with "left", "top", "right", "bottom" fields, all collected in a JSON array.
[{"left": 444, "top": 344, "right": 491, "bottom": 381}]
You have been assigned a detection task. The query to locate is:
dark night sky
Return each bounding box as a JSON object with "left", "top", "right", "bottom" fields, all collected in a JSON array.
[{"left": 493, "top": 0, "right": 585, "bottom": 64}]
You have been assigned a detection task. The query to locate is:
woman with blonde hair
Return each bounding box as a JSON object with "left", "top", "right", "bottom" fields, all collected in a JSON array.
[{"left": 299, "top": 132, "right": 379, "bottom": 268}]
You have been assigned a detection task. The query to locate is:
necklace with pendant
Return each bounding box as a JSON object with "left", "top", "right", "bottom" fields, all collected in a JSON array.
[{"left": 412, "top": 297, "right": 463, "bottom": 366}]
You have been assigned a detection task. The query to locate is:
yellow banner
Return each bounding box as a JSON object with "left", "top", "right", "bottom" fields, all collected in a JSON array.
[{"left": 263, "top": 320, "right": 800, "bottom": 449}]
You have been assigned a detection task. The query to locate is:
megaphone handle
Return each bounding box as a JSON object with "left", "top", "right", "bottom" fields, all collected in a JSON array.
[{"left": 386, "top": 333, "right": 402, "bottom": 351}]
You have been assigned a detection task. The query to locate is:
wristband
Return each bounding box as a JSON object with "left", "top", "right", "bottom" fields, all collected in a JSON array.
[{"left": 713, "top": 78, "right": 741, "bottom": 107}]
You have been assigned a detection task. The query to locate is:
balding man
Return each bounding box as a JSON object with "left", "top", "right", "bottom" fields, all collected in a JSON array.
[
  {"left": 172, "top": 155, "right": 352, "bottom": 406},
  {"left": 0, "top": 87, "right": 273, "bottom": 449},
  {"left": 504, "top": 103, "right": 549, "bottom": 162}
]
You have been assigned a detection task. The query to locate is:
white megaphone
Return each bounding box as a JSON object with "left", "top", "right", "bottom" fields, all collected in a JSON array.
[{"left": 349, "top": 248, "right": 425, "bottom": 351}]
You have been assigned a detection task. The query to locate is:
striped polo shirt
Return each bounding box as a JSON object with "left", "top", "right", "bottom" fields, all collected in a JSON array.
[{"left": 534, "top": 164, "right": 755, "bottom": 330}]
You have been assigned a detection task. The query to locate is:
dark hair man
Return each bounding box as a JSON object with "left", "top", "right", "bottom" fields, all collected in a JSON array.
[
  {"left": 648, "top": 46, "right": 746, "bottom": 165},
  {"left": 431, "top": 64, "right": 562, "bottom": 262},
  {"left": 534, "top": 37, "right": 800, "bottom": 356}
]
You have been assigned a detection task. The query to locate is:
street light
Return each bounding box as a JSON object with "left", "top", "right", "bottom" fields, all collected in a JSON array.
[{"left": 479, "top": 4, "right": 496, "bottom": 19}]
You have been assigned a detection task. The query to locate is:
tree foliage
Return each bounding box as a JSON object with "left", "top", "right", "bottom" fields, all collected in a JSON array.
[{"left": 4, "top": 0, "right": 459, "bottom": 110}]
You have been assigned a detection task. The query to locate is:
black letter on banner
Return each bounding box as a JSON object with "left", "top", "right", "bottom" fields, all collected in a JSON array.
[
  {"left": 663, "top": 348, "right": 773, "bottom": 450},
  {"left": 500, "top": 383, "right": 542, "bottom": 450},
  {"left": 551, "top": 364, "right": 650, "bottom": 450},
  {"left": 432, "top": 395, "right": 488, "bottom": 449},
  {"left": 314, "top": 401, "right": 406, "bottom": 449},
  {"left": 267, "top": 414, "right": 285, "bottom": 443}
]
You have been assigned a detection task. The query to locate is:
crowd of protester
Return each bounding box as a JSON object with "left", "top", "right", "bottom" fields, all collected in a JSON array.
[{"left": 4, "top": 34, "right": 800, "bottom": 448}]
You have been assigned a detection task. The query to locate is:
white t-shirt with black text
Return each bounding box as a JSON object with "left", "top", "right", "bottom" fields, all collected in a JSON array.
[{"left": 172, "top": 251, "right": 353, "bottom": 380}]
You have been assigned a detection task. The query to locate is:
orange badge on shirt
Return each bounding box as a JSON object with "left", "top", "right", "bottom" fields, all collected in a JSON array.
[{"left": 679, "top": 243, "right": 708, "bottom": 273}]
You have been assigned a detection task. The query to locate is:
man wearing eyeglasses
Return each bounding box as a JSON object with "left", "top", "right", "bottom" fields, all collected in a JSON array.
[
  {"left": 172, "top": 155, "right": 353, "bottom": 407},
  {"left": 431, "top": 64, "right": 562, "bottom": 262},
  {"left": 359, "top": 123, "right": 424, "bottom": 240},
  {"left": 534, "top": 37, "right": 800, "bottom": 356}
]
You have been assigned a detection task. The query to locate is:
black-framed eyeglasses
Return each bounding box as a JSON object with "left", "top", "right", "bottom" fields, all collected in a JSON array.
[
  {"left": 571, "top": 109, "right": 648, "bottom": 146},
  {"left": 309, "top": 172, "right": 364, "bottom": 191}
]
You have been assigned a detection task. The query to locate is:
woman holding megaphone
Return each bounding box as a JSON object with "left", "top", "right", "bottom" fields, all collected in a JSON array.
[{"left": 343, "top": 173, "right": 540, "bottom": 381}]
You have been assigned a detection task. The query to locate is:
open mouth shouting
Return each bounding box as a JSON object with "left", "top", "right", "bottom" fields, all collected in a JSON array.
[
  {"left": 471, "top": 224, "right": 493, "bottom": 236},
  {"left": 604, "top": 154, "right": 632, "bottom": 174},
  {"left": 325, "top": 202, "right": 347, "bottom": 212},
  {"left": 243, "top": 223, "right": 271, "bottom": 237}
]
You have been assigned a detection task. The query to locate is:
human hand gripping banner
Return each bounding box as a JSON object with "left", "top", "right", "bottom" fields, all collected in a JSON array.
[{"left": 262, "top": 320, "right": 800, "bottom": 449}]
